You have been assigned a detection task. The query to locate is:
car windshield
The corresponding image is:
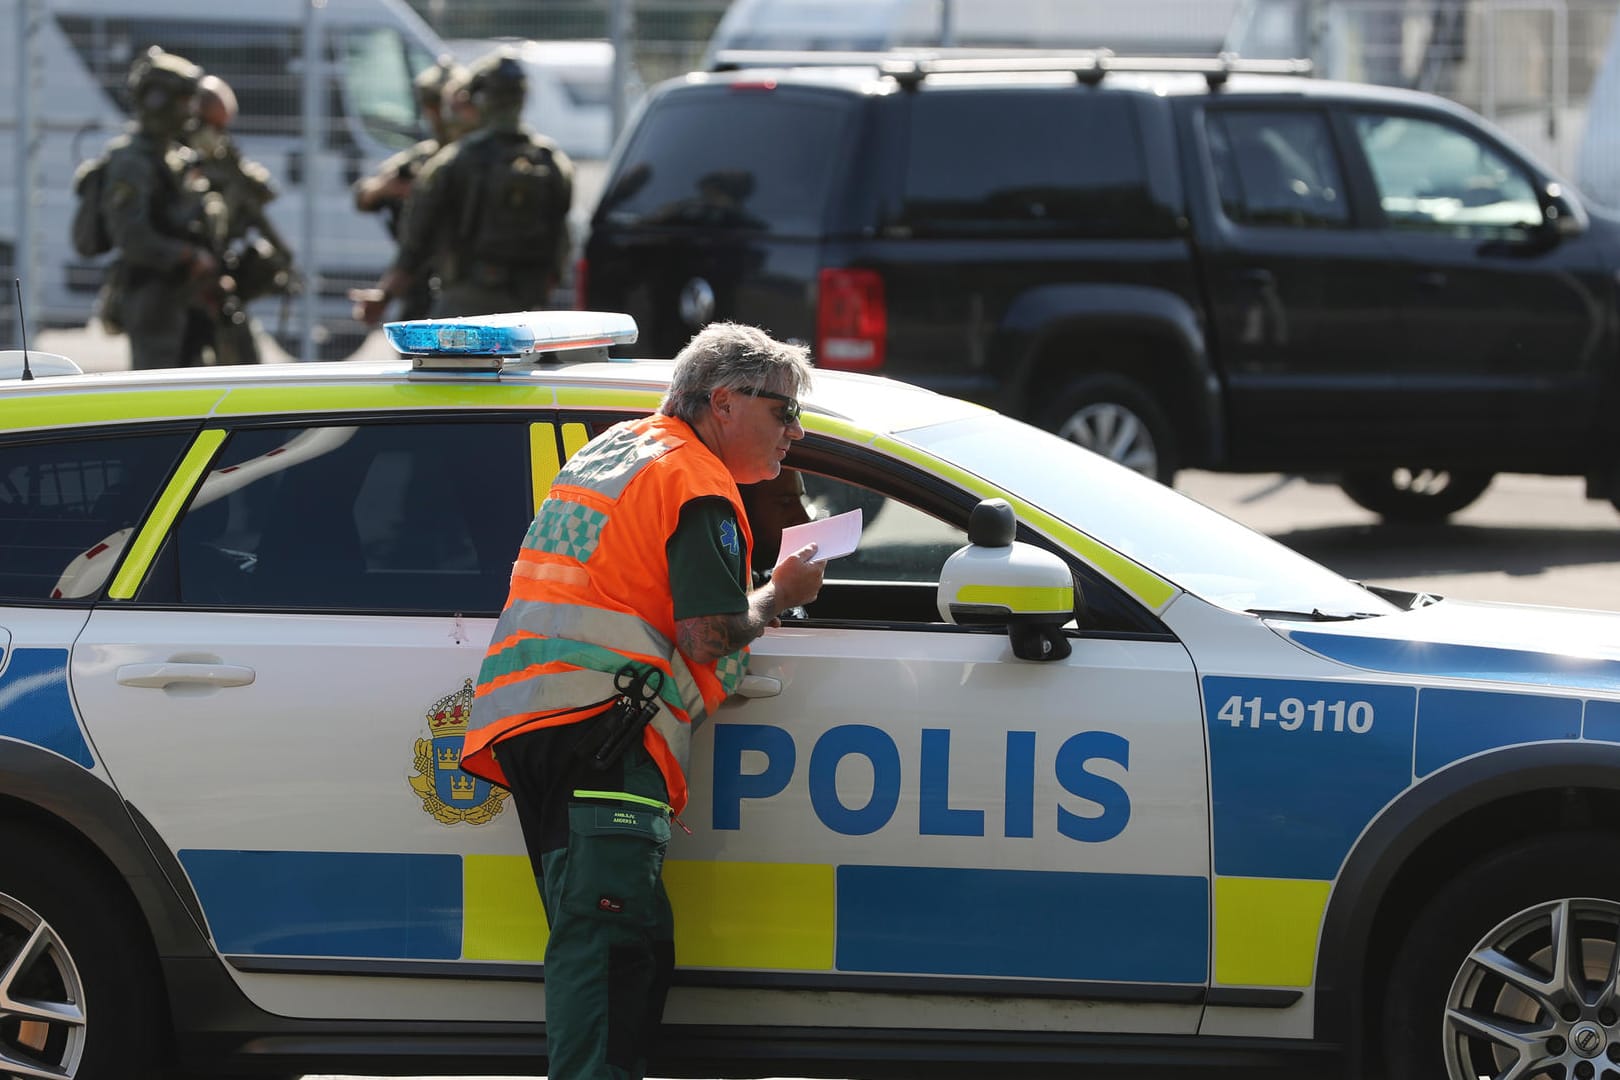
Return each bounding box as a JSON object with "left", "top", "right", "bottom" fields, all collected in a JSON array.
[{"left": 904, "top": 413, "right": 1399, "bottom": 617}]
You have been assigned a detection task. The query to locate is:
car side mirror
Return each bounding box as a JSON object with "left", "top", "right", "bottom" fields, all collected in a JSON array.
[
  {"left": 937, "top": 499, "right": 1075, "bottom": 662},
  {"left": 1542, "top": 183, "right": 1586, "bottom": 239}
]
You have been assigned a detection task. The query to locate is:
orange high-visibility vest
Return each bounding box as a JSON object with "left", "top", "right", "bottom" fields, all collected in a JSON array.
[{"left": 462, "top": 413, "right": 753, "bottom": 814}]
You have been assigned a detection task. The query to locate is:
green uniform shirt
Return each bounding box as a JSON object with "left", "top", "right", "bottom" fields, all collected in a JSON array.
[{"left": 667, "top": 496, "right": 749, "bottom": 620}]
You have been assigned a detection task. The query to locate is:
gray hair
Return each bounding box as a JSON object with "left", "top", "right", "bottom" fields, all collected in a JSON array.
[{"left": 660, "top": 322, "right": 814, "bottom": 425}]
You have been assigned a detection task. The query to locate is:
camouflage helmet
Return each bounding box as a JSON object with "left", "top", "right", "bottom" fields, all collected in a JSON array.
[
  {"left": 465, "top": 47, "right": 527, "bottom": 110},
  {"left": 127, "top": 47, "right": 202, "bottom": 114},
  {"left": 414, "top": 54, "right": 464, "bottom": 109}
]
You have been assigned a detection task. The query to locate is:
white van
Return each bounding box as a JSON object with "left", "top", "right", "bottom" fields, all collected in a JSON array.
[{"left": 0, "top": 0, "right": 449, "bottom": 359}]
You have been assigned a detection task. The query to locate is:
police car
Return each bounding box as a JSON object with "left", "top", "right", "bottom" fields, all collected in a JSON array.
[{"left": 1, "top": 312, "right": 1616, "bottom": 1080}]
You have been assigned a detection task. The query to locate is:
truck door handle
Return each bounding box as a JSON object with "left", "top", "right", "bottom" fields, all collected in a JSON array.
[
  {"left": 1416, "top": 270, "right": 1448, "bottom": 289},
  {"left": 1241, "top": 268, "right": 1275, "bottom": 287},
  {"left": 116, "top": 662, "right": 256, "bottom": 689},
  {"left": 736, "top": 674, "right": 782, "bottom": 698}
]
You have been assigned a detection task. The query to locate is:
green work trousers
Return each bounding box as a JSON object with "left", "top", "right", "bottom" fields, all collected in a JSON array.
[{"left": 496, "top": 723, "right": 676, "bottom": 1080}]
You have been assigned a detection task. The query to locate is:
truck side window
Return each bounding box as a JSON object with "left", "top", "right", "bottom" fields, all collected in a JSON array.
[
  {"left": 0, "top": 432, "right": 189, "bottom": 601},
  {"left": 1207, "top": 108, "right": 1350, "bottom": 229},
  {"left": 901, "top": 91, "right": 1174, "bottom": 237},
  {"left": 1352, "top": 111, "right": 1542, "bottom": 238}
]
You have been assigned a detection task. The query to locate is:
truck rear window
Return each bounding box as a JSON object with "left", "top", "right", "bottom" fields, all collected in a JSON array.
[{"left": 598, "top": 92, "right": 852, "bottom": 235}]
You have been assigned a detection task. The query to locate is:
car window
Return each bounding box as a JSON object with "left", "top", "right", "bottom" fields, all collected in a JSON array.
[
  {"left": 597, "top": 92, "right": 852, "bottom": 234},
  {"left": 1352, "top": 111, "right": 1542, "bottom": 236},
  {"left": 901, "top": 90, "right": 1172, "bottom": 237},
  {"left": 339, "top": 25, "right": 429, "bottom": 151},
  {"left": 0, "top": 431, "right": 190, "bottom": 602},
  {"left": 799, "top": 473, "right": 966, "bottom": 585},
  {"left": 148, "top": 422, "right": 530, "bottom": 613},
  {"left": 1206, "top": 108, "right": 1350, "bottom": 229}
]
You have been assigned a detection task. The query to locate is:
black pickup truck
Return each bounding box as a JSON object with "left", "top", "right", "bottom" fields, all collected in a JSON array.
[{"left": 581, "top": 52, "right": 1620, "bottom": 522}]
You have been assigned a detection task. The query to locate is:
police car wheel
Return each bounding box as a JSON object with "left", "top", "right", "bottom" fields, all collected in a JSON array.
[
  {"left": 0, "top": 826, "right": 166, "bottom": 1079},
  {"left": 1382, "top": 832, "right": 1620, "bottom": 1080}
]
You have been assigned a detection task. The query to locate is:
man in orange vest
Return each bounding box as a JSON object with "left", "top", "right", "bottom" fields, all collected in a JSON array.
[{"left": 460, "top": 322, "right": 825, "bottom": 1078}]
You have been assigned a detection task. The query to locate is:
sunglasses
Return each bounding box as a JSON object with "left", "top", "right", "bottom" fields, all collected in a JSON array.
[{"left": 745, "top": 387, "right": 802, "bottom": 426}]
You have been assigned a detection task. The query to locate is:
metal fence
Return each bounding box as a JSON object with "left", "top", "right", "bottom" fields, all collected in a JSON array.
[{"left": 3, "top": 0, "right": 1619, "bottom": 361}]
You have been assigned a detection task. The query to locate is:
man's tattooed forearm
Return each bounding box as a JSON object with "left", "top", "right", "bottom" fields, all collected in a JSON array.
[{"left": 677, "top": 611, "right": 762, "bottom": 664}]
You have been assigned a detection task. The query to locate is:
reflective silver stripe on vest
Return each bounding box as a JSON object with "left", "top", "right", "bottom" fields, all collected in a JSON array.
[
  {"left": 477, "top": 661, "right": 706, "bottom": 774},
  {"left": 491, "top": 599, "right": 710, "bottom": 728},
  {"left": 555, "top": 423, "right": 668, "bottom": 501},
  {"left": 499, "top": 599, "right": 675, "bottom": 663},
  {"left": 649, "top": 705, "right": 692, "bottom": 775},
  {"left": 476, "top": 668, "right": 622, "bottom": 728}
]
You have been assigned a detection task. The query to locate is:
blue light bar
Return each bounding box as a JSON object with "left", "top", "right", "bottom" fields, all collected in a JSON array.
[{"left": 384, "top": 310, "right": 640, "bottom": 362}]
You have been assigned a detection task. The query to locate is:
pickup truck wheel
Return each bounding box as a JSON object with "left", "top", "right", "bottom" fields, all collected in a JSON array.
[
  {"left": 0, "top": 828, "right": 166, "bottom": 1079},
  {"left": 1382, "top": 833, "right": 1620, "bottom": 1080},
  {"left": 1339, "top": 468, "right": 1492, "bottom": 522},
  {"left": 1039, "top": 374, "right": 1177, "bottom": 483}
]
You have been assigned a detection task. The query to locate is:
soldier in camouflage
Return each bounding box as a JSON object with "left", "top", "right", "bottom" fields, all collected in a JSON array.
[
  {"left": 183, "top": 74, "right": 295, "bottom": 366},
  {"left": 359, "top": 48, "right": 574, "bottom": 323},
  {"left": 350, "top": 56, "right": 464, "bottom": 323},
  {"left": 94, "top": 47, "right": 222, "bottom": 370}
]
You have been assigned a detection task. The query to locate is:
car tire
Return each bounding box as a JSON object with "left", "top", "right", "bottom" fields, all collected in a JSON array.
[
  {"left": 1339, "top": 468, "right": 1493, "bottom": 522},
  {"left": 1038, "top": 374, "right": 1177, "bottom": 484},
  {"left": 1381, "top": 832, "right": 1620, "bottom": 1080},
  {"left": 0, "top": 825, "right": 167, "bottom": 1079}
]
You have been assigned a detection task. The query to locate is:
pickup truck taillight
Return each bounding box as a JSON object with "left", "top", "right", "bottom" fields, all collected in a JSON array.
[
  {"left": 572, "top": 257, "right": 589, "bottom": 310},
  {"left": 816, "top": 267, "right": 886, "bottom": 371}
]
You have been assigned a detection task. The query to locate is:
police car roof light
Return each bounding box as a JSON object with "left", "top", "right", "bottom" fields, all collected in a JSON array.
[{"left": 386, "top": 310, "right": 639, "bottom": 372}]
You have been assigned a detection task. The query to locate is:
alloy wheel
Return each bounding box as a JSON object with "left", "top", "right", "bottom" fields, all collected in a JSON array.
[
  {"left": 0, "top": 894, "right": 87, "bottom": 1079},
  {"left": 1444, "top": 897, "right": 1620, "bottom": 1079}
]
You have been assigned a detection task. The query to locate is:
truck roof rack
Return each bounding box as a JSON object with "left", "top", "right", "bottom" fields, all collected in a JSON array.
[{"left": 709, "top": 48, "right": 1313, "bottom": 90}]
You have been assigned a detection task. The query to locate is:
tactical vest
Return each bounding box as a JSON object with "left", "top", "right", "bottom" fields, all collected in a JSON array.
[
  {"left": 463, "top": 413, "right": 753, "bottom": 814},
  {"left": 458, "top": 130, "right": 565, "bottom": 268}
]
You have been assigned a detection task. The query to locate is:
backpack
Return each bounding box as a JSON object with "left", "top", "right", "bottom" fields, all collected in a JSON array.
[
  {"left": 460, "top": 135, "right": 564, "bottom": 266},
  {"left": 70, "top": 155, "right": 113, "bottom": 259}
]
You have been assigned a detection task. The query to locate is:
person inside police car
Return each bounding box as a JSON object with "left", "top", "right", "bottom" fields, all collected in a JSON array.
[{"left": 458, "top": 322, "right": 824, "bottom": 1079}]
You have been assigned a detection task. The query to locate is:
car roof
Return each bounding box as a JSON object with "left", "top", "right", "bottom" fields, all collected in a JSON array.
[{"left": 0, "top": 356, "right": 988, "bottom": 440}]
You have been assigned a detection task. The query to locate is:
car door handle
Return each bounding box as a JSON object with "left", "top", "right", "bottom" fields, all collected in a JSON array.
[
  {"left": 1416, "top": 270, "right": 1448, "bottom": 289},
  {"left": 116, "top": 662, "right": 256, "bottom": 689},
  {"left": 1241, "top": 268, "right": 1275, "bottom": 287},
  {"left": 736, "top": 674, "right": 781, "bottom": 698}
]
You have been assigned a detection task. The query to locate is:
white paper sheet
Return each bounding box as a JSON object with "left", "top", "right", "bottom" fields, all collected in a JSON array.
[{"left": 778, "top": 508, "right": 862, "bottom": 564}]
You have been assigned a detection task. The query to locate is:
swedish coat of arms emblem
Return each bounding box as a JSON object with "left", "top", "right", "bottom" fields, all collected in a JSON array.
[{"left": 408, "top": 679, "right": 509, "bottom": 825}]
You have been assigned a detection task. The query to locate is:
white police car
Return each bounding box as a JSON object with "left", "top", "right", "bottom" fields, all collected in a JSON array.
[{"left": 1, "top": 312, "right": 1616, "bottom": 1080}]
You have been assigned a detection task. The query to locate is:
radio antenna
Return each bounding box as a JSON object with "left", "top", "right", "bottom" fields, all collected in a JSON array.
[{"left": 14, "top": 279, "right": 32, "bottom": 382}]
